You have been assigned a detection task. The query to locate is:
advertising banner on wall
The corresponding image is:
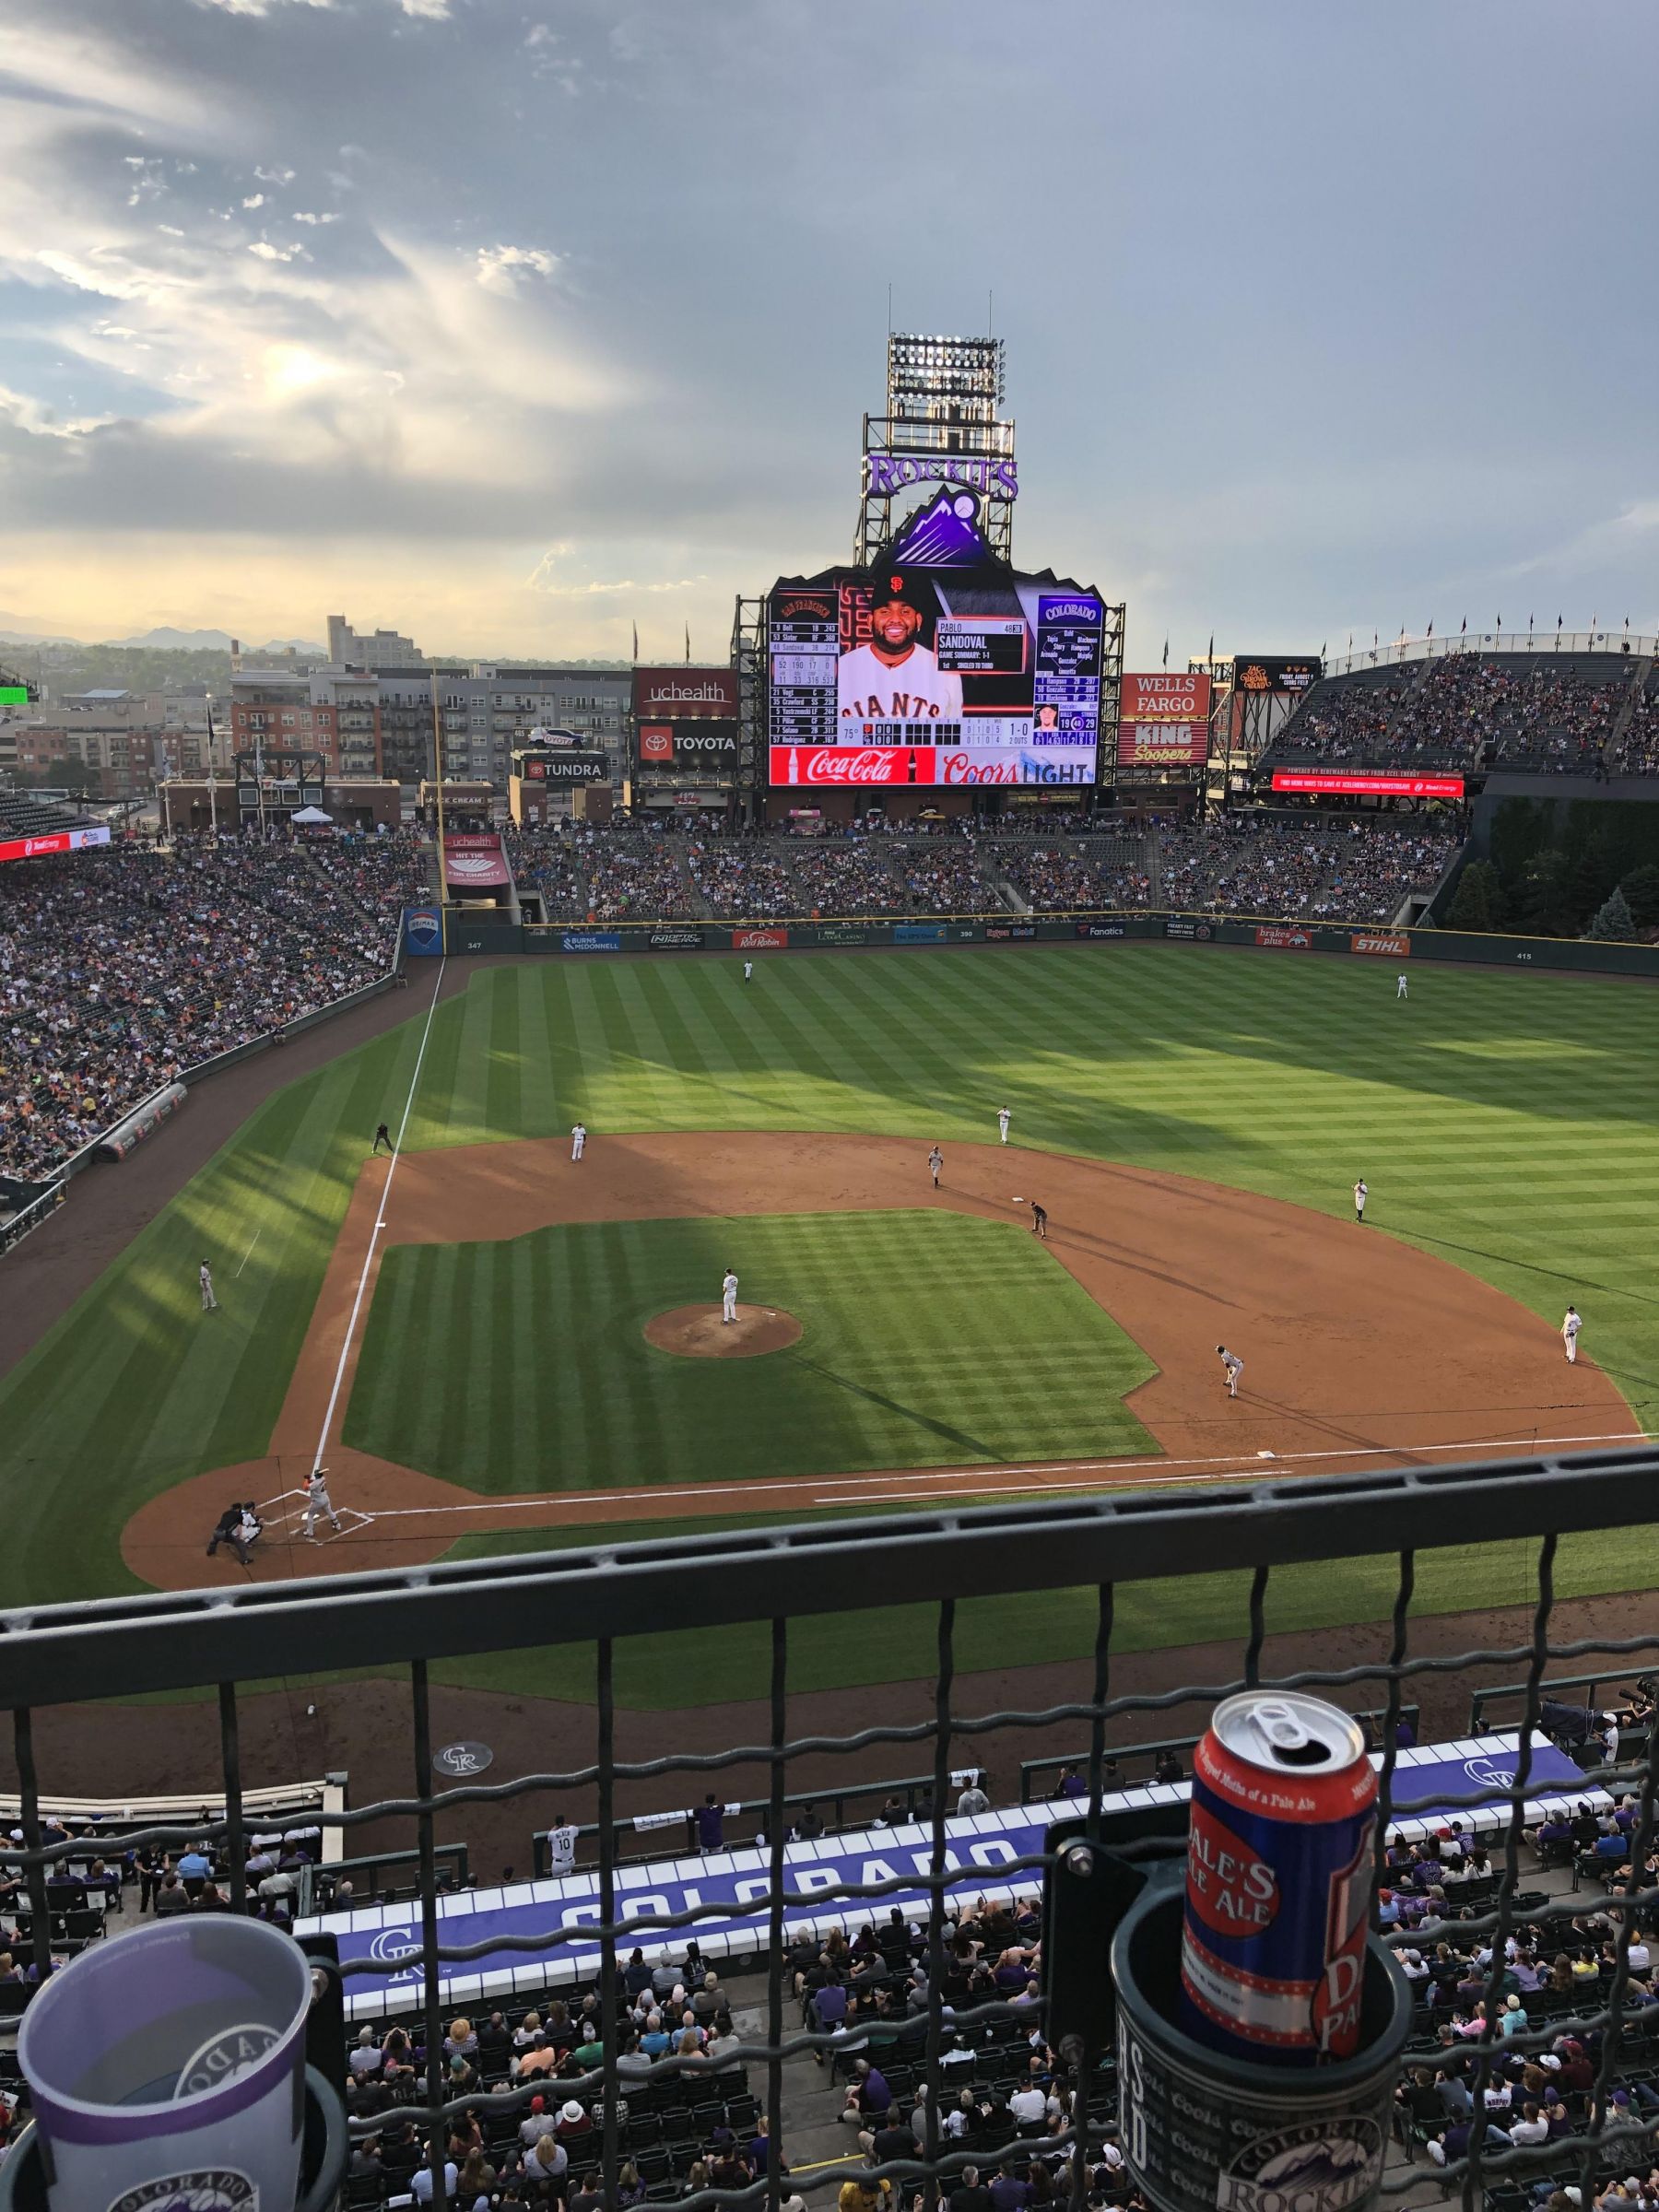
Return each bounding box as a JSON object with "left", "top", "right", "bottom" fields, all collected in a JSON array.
[
  {"left": 632, "top": 667, "right": 739, "bottom": 720},
  {"left": 0, "top": 825, "right": 112, "bottom": 865},
  {"left": 1117, "top": 673, "right": 1212, "bottom": 769},
  {"left": 1233, "top": 655, "right": 1322, "bottom": 695},
  {"left": 521, "top": 752, "right": 610, "bottom": 783},
  {"left": 633, "top": 666, "right": 741, "bottom": 787},
  {"left": 1270, "top": 770, "right": 1465, "bottom": 800}
]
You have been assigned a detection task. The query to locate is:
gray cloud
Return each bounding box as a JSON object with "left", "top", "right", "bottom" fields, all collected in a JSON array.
[{"left": 2, "top": 0, "right": 1656, "bottom": 649}]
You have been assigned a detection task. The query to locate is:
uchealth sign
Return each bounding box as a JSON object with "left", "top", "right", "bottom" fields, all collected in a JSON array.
[
  {"left": 1270, "top": 770, "right": 1465, "bottom": 800},
  {"left": 632, "top": 666, "right": 739, "bottom": 719}
]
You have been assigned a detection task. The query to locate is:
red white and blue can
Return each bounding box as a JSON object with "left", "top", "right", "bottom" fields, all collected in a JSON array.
[{"left": 1179, "top": 1691, "right": 1377, "bottom": 2067}]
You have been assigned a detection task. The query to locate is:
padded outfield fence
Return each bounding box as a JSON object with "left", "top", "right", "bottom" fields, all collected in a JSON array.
[
  {"left": 426, "top": 903, "right": 1659, "bottom": 982},
  {"left": 6, "top": 1452, "right": 1659, "bottom": 2208}
]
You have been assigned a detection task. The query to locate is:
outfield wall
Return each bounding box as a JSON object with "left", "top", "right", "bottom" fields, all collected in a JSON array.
[{"left": 429, "top": 907, "right": 1659, "bottom": 981}]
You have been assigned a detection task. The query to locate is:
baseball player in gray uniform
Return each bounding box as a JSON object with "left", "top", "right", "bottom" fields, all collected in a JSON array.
[{"left": 302, "top": 1468, "right": 342, "bottom": 1540}]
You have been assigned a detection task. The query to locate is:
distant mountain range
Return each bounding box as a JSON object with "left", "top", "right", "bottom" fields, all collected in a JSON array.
[{"left": 98, "top": 628, "right": 327, "bottom": 653}]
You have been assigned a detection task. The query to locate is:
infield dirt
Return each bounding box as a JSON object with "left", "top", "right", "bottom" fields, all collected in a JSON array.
[{"left": 122, "top": 1130, "right": 1635, "bottom": 1590}]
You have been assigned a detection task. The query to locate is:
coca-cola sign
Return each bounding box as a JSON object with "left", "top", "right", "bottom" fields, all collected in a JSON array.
[{"left": 770, "top": 746, "right": 935, "bottom": 785}]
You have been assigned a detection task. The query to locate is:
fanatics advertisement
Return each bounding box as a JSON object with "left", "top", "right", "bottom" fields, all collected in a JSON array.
[
  {"left": 769, "top": 571, "right": 1104, "bottom": 786},
  {"left": 1270, "top": 770, "right": 1465, "bottom": 800},
  {"left": 1117, "top": 672, "right": 1213, "bottom": 769}
]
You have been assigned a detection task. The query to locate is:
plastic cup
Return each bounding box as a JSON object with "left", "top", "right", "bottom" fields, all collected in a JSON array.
[{"left": 18, "top": 1915, "right": 312, "bottom": 2212}]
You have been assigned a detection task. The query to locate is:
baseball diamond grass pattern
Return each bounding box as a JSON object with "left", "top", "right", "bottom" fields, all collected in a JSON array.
[
  {"left": 0, "top": 942, "right": 1656, "bottom": 1700},
  {"left": 345, "top": 1213, "right": 1158, "bottom": 1491}
]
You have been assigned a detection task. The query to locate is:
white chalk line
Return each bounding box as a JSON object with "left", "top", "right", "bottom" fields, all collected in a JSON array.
[
  {"left": 306, "top": 955, "right": 446, "bottom": 1480},
  {"left": 265, "top": 1425, "right": 1653, "bottom": 1529},
  {"left": 234, "top": 1227, "right": 262, "bottom": 1278}
]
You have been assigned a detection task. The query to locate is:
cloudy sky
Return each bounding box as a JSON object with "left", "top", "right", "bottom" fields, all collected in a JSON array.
[{"left": 2, "top": 0, "right": 1654, "bottom": 661}]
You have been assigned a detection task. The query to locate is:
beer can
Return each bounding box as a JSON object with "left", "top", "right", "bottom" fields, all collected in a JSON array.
[{"left": 1179, "top": 1691, "right": 1377, "bottom": 2066}]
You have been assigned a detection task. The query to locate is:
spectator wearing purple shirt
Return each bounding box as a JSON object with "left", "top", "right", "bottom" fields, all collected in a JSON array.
[
  {"left": 988, "top": 2166, "right": 1033, "bottom": 2212},
  {"left": 695, "top": 1795, "right": 724, "bottom": 1851}
]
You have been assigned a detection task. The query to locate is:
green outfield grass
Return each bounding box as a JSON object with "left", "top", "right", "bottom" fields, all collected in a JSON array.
[
  {"left": 1, "top": 941, "right": 1656, "bottom": 1694},
  {"left": 346, "top": 1211, "right": 1156, "bottom": 1491}
]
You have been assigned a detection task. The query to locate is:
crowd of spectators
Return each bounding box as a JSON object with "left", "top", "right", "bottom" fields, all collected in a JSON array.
[
  {"left": 1, "top": 836, "right": 401, "bottom": 1182},
  {"left": 1157, "top": 817, "right": 1459, "bottom": 923},
  {"left": 993, "top": 840, "right": 1155, "bottom": 912},
  {"left": 889, "top": 841, "right": 994, "bottom": 913},
  {"left": 685, "top": 841, "right": 802, "bottom": 920},
  {"left": 1618, "top": 680, "right": 1659, "bottom": 776},
  {"left": 1273, "top": 676, "right": 1412, "bottom": 762},
  {"left": 307, "top": 827, "right": 432, "bottom": 929},
  {"left": 580, "top": 828, "right": 698, "bottom": 922},
  {"left": 1269, "top": 653, "right": 1652, "bottom": 777},
  {"left": 500, "top": 825, "right": 588, "bottom": 922}
]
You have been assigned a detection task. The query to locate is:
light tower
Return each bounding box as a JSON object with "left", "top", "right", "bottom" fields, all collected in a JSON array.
[{"left": 856, "top": 334, "right": 1016, "bottom": 567}]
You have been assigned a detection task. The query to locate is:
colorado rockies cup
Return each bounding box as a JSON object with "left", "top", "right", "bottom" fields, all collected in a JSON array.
[
  {"left": 18, "top": 1916, "right": 313, "bottom": 2212},
  {"left": 1181, "top": 1692, "right": 1377, "bottom": 2065}
]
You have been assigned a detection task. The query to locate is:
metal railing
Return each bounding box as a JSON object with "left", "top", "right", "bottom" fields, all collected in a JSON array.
[
  {"left": 1016, "top": 1707, "right": 1422, "bottom": 1801},
  {"left": 1323, "top": 629, "right": 1657, "bottom": 678},
  {"left": 1468, "top": 1667, "right": 1656, "bottom": 1736},
  {"left": 5, "top": 1446, "right": 1659, "bottom": 2212}
]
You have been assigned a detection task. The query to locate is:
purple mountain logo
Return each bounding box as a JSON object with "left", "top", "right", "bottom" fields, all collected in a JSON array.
[{"left": 887, "top": 489, "right": 990, "bottom": 566}]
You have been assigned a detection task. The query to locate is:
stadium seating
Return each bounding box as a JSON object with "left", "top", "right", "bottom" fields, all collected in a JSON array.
[
  {"left": 0, "top": 836, "right": 411, "bottom": 1180},
  {"left": 1262, "top": 650, "right": 1653, "bottom": 778}
]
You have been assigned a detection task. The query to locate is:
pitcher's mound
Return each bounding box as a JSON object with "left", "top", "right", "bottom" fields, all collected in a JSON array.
[{"left": 645, "top": 1304, "right": 803, "bottom": 1359}]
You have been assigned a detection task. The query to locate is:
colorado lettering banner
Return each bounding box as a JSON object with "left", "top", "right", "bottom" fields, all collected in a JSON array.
[
  {"left": 1270, "top": 771, "right": 1465, "bottom": 800},
  {"left": 300, "top": 1734, "right": 1599, "bottom": 2018},
  {"left": 1117, "top": 673, "right": 1212, "bottom": 769}
]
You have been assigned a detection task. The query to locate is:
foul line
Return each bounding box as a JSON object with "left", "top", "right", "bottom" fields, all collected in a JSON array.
[
  {"left": 234, "top": 1227, "right": 262, "bottom": 1278},
  {"left": 307, "top": 957, "right": 446, "bottom": 1479},
  {"left": 311, "top": 1424, "right": 1653, "bottom": 1525}
]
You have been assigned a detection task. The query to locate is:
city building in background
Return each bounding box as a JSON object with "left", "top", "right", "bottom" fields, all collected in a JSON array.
[
  {"left": 373, "top": 666, "right": 629, "bottom": 790},
  {"left": 228, "top": 667, "right": 383, "bottom": 780},
  {"left": 326, "top": 613, "right": 425, "bottom": 667}
]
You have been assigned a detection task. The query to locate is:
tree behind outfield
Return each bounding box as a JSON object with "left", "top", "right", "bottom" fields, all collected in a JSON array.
[
  {"left": 1445, "top": 858, "right": 1501, "bottom": 932},
  {"left": 1620, "top": 863, "right": 1659, "bottom": 930},
  {"left": 1587, "top": 886, "right": 1636, "bottom": 941}
]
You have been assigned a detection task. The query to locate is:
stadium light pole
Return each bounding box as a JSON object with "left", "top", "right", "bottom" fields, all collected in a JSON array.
[{"left": 429, "top": 668, "right": 449, "bottom": 905}]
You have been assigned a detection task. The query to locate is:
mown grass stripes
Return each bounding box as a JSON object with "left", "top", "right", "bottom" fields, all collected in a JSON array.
[{"left": 344, "top": 1211, "right": 1157, "bottom": 1493}]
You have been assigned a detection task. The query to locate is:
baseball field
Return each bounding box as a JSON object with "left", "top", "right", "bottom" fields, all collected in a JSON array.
[{"left": 3, "top": 940, "right": 1657, "bottom": 1708}]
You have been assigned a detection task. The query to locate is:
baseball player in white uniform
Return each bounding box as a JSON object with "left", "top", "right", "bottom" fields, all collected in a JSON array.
[
  {"left": 199, "top": 1259, "right": 218, "bottom": 1312},
  {"left": 302, "top": 1468, "right": 341, "bottom": 1541},
  {"left": 722, "top": 1269, "right": 739, "bottom": 1324},
  {"left": 1353, "top": 1178, "right": 1368, "bottom": 1223},
  {"left": 928, "top": 1145, "right": 943, "bottom": 1188},
  {"left": 571, "top": 1122, "right": 586, "bottom": 1161},
  {"left": 996, "top": 1106, "right": 1011, "bottom": 1145},
  {"left": 1561, "top": 1304, "right": 1582, "bottom": 1363},
  {"left": 1217, "top": 1345, "right": 1243, "bottom": 1397},
  {"left": 744, "top": 961, "right": 753, "bottom": 982},
  {"left": 838, "top": 592, "right": 963, "bottom": 724},
  {"left": 1396, "top": 973, "right": 1408, "bottom": 1000}
]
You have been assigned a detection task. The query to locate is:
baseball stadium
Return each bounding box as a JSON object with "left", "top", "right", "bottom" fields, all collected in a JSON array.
[{"left": 6, "top": 338, "right": 1659, "bottom": 2204}]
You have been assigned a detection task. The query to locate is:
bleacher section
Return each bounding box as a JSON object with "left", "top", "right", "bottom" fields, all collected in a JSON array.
[
  {"left": 1260, "top": 649, "right": 1653, "bottom": 779},
  {"left": 0, "top": 791, "right": 96, "bottom": 841}
]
